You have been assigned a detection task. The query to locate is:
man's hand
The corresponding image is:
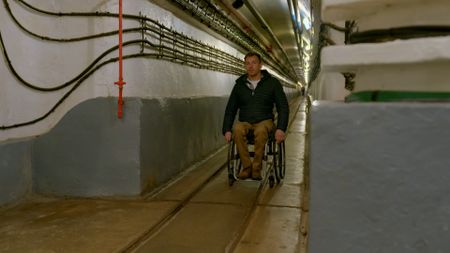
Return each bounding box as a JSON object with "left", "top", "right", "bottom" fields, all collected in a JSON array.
[
  {"left": 275, "top": 129, "right": 286, "bottom": 143},
  {"left": 224, "top": 131, "right": 232, "bottom": 143}
]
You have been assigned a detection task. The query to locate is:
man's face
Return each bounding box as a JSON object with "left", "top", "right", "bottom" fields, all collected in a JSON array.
[{"left": 245, "top": 55, "right": 262, "bottom": 77}]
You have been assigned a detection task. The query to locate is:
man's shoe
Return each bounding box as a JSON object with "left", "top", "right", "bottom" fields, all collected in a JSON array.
[
  {"left": 252, "top": 168, "right": 262, "bottom": 180},
  {"left": 238, "top": 167, "right": 251, "bottom": 179}
]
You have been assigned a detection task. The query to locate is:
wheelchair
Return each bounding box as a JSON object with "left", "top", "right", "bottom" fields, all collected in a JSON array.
[{"left": 227, "top": 129, "right": 286, "bottom": 188}]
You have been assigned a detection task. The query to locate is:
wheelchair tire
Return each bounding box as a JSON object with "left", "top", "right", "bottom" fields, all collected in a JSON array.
[
  {"left": 272, "top": 141, "right": 286, "bottom": 183},
  {"left": 269, "top": 175, "right": 275, "bottom": 188},
  {"left": 278, "top": 142, "right": 286, "bottom": 180},
  {"left": 228, "top": 173, "right": 235, "bottom": 186},
  {"left": 227, "top": 140, "right": 241, "bottom": 185},
  {"left": 227, "top": 140, "right": 235, "bottom": 177}
]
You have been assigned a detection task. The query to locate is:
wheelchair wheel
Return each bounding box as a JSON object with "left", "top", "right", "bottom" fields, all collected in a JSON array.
[
  {"left": 269, "top": 175, "right": 275, "bottom": 188},
  {"left": 227, "top": 140, "right": 236, "bottom": 186},
  {"left": 278, "top": 142, "right": 286, "bottom": 180},
  {"left": 273, "top": 142, "right": 280, "bottom": 183},
  {"left": 273, "top": 141, "right": 285, "bottom": 183}
]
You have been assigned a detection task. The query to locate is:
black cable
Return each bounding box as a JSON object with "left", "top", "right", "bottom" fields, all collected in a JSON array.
[
  {"left": 0, "top": 33, "right": 248, "bottom": 129},
  {"left": 168, "top": 0, "right": 298, "bottom": 81},
  {"left": 0, "top": 39, "right": 245, "bottom": 130},
  {"left": 1, "top": 0, "right": 299, "bottom": 129},
  {"left": 321, "top": 22, "right": 350, "bottom": 33},
  {"left": 14, "top": 0, "right": 245, "bottom": 67},
  {"left": 16, "top": 0, "right": 136, "bottom": 20},
  {"left": 0, "top": 53, "right": 141, "bottom": 130},
  {"left": 14, "top": 0, "right": 299, "bottom": 81},
  {"left": 2, "top": 0, "right": 246, "bottom": 91},
  {"left": 4, "top": 0, "right": 157, "bottom": 43},
  {"left": 1, "top": 25, "right": 245, "bottom": 91},
  {"left": 0, "top": 31, "right": 140, "bottom": 91},
  {"left": 349, "top": 26, "right": 450, "bottom": 44}
]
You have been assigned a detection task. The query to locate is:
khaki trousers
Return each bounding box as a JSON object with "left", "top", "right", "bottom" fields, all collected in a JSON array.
[{"left": 233, "top": 119, "right": 274, "bottom": 172}]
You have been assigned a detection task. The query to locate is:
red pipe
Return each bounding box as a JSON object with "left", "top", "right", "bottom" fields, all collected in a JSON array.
[{"left": 114, "top": 0, "right": 126, "bottom": 118}]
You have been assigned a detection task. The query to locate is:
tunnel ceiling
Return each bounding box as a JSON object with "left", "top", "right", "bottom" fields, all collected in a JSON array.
[
  {"left": 224, "top": 0, "right": 304, "bottom": 80},
  {"left": 151, "top": 0, "right": 319, "bottom": 85},
  {"left": 219, "top": 0, "right": 321, "bottom": 85}
]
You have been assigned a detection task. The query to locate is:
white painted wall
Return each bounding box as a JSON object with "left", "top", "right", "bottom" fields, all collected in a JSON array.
[
  {"left": 321, "top": 0, "right": 448, "bottom": 23},
  {"left": 357, "top": 1, "right": 450, "bottom": 31},
  {"left": 310, "top": 1, "right": 450, "bottom": 252},
  {"left": 310, "top": 102, "right": 450, "bottom": 253},
  {"left": 0, "top": 0, "right": 243, "bottom": 142},
  {"left": 310, "top": 72, "right": 349, "bottom": 100},
  {"left": 321, "top": 0, "right": 450, "bottom": 93},
  {"left": 309, "top": 21, "right": 349, "bottom": 101},
  {"left": 322, "top": 36, "right": 450, "bottom": 92}
]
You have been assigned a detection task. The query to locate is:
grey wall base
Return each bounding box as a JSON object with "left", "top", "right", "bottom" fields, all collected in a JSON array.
[
  {"left": 0, "top": 96, "right": 226, "bottom": 205},
  {"left": 0, "top": 140, "right": 32, "bottom": 205},
  {"left": 33, "top": 98, "right": 143, "bottom": 197},
  {"left": 309, "top": 102, "right": 450, "bottom": 253},
  {"left": 33, "top": 97, "right": 227, "bottom": 198}
]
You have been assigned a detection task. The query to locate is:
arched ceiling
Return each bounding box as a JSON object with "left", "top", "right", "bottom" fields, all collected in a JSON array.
[{"left": 150, "top": 0, "right": 321, "bottom": 85}]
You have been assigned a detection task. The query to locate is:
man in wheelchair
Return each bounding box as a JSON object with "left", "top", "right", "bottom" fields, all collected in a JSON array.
[{"left": 222, "top": 52, "right": 289, "bottom": 180}]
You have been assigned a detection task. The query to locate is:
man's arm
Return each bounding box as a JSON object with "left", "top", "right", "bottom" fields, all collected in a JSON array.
[
  {"left": 274, "top": 129, "right": 286, "bottom": 143},
  {"left": 273, "top": 80, "right": 289, "bottom": 143},
  {"left": 222, "top": 84, "right": 239, "bottom": 138},
  {"left": 224, "top": 131, "right": 232, "bottom": 143},
  {"left": 274, "top": 80, "right": 289, "bottom": 132}
]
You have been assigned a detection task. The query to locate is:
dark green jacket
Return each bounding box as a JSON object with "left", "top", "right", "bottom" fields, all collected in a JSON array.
[{"left": 222, "top": 70, "right": 289, "bottom": 135}]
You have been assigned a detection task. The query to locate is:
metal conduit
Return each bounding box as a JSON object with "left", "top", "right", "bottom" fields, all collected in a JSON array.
[
  {"left": 287, "top": 0, "right": 305, "bottom": 76},
  {"left": 348, "top": 25, "right": 450, "bottom": 44},
  {"left": 168, "top": 0, "right": 298, "bottom": 81},
  {"left": 114, "top": 0, "right": 126, "bottom": 119},
  {"left": 243, "top": 0, "right": 298, "bottom": 80}
]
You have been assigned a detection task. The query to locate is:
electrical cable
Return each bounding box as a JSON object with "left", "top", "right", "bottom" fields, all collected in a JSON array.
[
  {"left": 0, "top": 38, "right": 245, "bottom": 130},
  {"left": 0, "top": 25, "right": 245, "bottom": 88},
  {"left": 3, "top": 0, "right": 136, "bottom": 42},
  {"left": 1, "top": 0, "right": 299, "bottom": 129},
  {"left": 15, "top": 0, "right": 297, "bottom": 81},
  {"left": 0, "top": 31, "right": 133, "bottom": 91},
  {"left": 167, "top": 0, "right": 298, "bottom": 81},
  {"left": 321, "top": 22, "right": 349, "bottom": 33},
  {"left": 0, "top": 52, "right": 141, "bottom": 130},
  {"left": 348, "top": 26, "right": 450, "bottom": 44},
  {"left": 1, "top": 1, "right": 246, "bottom": 91},
  {"left": 8, "top": 0, "right": 245, "bottom": 67}
]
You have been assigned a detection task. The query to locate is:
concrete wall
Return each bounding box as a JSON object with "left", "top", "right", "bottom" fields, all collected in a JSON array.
[
  {"left": 0, "top": 0, "right": 239, "bottom": 204},
  {"left": 140, "top": 97, "right": 227, "bottom": 192},
  {"left": 0, "top": 0, "right": 240, "bottom": 142},
  {"left": 33, "top": 98, "right": 142, "bottom": 197},
  {"left": 309, "top": 22, "right": 349, "bottom": 101},
  {"left": 310, "top": 72, "right": 349, "bottom": 101},
  {"left": 0, "top": 0, "right": 301, "bottom": 205},
  {"left": 31, "top": 96, "right": 227, "bottom": 197},
  {"left": 0, "top": 140, "right": 32, "bottom": 205},
  {"left": 320, "top": 0, "right": 450, "bottom": 94},
  {"left": 0, "top": 94, "right": 296, "bottom": 204},
  {"left": 309, "top": 102, "right": 450, "bottom": 253}
]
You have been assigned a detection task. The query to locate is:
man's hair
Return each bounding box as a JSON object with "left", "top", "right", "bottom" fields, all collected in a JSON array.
[{"left": 244, "top": 52, "right": 262, "bottom": 62}]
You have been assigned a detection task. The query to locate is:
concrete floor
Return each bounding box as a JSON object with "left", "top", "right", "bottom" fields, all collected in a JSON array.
[{"left": 0, "top": 100, "right": 308, "bottom": 253}]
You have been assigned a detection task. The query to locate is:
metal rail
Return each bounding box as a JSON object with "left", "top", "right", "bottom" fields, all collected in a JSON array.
[{"left": 118, "top": 160, "right": 270, "bottom": 252}]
